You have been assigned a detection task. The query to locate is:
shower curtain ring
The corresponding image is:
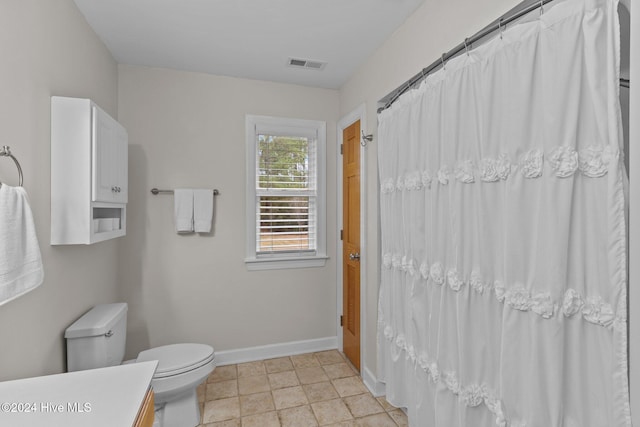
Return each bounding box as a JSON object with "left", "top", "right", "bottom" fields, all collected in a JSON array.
[
  {"left": 419, "top": 69, "right": 426, "bottom": 86},
  {"left": 464, "top": 38, "right": 470, "bottom": 56},
  {"left": 499, "top": 18, "right": 504, "bottom": 39},
  {"left": 540, "top": 0, "right": 544, "bottom": 15},
  {"left": 441, "top": 53, "right": 447, "bottom": 70}
]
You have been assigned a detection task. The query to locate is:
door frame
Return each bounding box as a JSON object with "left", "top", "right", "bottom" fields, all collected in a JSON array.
[
  {"left": 628, "top": 0, "right": 638, "bottom": 420},
  {"left": 337, "top": 104, "right": 367, "bottom": 374}
]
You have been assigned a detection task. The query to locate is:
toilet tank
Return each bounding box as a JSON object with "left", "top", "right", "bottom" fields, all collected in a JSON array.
[{"left": 65, "top": 303, "right": 128, "bottom": 372}]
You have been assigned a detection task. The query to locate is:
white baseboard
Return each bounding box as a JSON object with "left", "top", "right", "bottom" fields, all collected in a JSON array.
[
  {"left": 215, "top": 336, "right": 338, "bottom": 366},
  {"left": 362, "top": 366, "right": 386, "bottom": 397}
]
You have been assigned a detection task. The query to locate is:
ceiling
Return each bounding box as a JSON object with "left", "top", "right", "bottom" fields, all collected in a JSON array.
[{"left": 73, "top": 0, "right": 426, "bottom": 89}]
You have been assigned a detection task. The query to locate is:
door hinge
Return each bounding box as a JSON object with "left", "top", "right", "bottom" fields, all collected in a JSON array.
[
  {"left": 340, "top": 315, "right": 344, "bottom": 327},
  {"left": 340, "top": 230, "right": 343, "bottom": 240},
  {"left": 340, "top": 144, "right": 343, "bottom": 155}
]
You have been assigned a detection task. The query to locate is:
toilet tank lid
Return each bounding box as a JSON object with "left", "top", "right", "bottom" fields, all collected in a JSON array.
[{"left": 65, "top": 303, "right": 128, "bottom": 339}]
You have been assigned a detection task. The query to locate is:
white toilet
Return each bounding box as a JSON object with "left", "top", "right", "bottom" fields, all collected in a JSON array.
[{"left": 65, "top": 303, "right": 215, "bottom": 427}]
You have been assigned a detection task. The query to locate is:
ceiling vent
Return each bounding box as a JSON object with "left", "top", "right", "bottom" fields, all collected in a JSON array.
[{"left": 287, "top": 57, "right": 327, "bottom": 71}]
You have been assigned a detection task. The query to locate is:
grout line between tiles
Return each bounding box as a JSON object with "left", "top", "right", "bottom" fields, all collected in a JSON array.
[{"left": 200, "top": 351, "right": 406, "bottom": 427}]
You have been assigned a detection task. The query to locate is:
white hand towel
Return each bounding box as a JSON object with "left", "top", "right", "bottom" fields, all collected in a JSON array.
[
  {"left": 0, "top": 184, "right": 44, "bottom": 306},
  {"left": 174, "top": 189, "right": 194, "bottom": 233},
  {"left": 193, "top": 189, "right": 213, "bottom": 233}
]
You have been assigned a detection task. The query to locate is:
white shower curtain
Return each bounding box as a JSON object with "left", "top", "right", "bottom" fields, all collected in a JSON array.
[{"left": 376, "top": 0, "right": 630, "bottom": 426}]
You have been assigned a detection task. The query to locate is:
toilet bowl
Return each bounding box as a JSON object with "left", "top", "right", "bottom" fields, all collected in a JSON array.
[
  {"left": 65, "top": 303, "right": 215, "bottom": 427},
  {"left": 137, "top": 343, "right": 215, "bottom": 426}
]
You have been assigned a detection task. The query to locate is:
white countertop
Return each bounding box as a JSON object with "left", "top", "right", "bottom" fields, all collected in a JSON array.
[{"left": 0, "top": 361, "right": 157, "bottom": 427}]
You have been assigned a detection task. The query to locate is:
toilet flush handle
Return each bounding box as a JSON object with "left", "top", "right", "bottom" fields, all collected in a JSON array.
[{"left": 105, "top": 330, "right": 114, "bottom": 338}]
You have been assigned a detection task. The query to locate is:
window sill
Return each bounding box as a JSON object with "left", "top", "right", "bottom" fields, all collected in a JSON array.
[{"left": 245, "top": 255, "right": 329, "bottom": 271}]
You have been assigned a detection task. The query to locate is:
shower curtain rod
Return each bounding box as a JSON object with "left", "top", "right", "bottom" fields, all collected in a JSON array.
[{"left": 378, "top": 0, "right": 630, "bottom": 112}]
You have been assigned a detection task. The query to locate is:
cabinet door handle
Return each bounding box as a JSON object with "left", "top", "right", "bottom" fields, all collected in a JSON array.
[{"left": 111, "top": 186, "right": 117, "bottom": 192}]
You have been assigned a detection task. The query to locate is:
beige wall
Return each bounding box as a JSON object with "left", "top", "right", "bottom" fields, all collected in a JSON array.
[
  {"left": 0, "top": 0, "right": 119, "bottom": 381},
  {"left": 117, "top": 65, "right": 340, "bottom": 358},
  {"left": 338, "top": 0, "right": 526, "bottom": 378}
]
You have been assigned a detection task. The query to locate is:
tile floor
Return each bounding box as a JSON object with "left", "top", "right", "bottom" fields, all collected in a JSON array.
[{"left": 196, "top": 350, "right": 408, "bottom": 427}]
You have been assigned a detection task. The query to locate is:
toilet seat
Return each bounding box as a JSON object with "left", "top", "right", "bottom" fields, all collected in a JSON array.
[{"left": 137, "top": 343, "right": 215, "bottom": 379}]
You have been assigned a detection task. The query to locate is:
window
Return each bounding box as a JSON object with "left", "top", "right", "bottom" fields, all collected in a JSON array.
[{"left": 245, "top": 115, "right": 327, "bottom": 270}]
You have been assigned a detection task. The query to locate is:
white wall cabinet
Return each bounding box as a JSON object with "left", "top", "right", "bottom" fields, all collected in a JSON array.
[{"left": 51, "top": 96, "right": 128, "bottom": 245}]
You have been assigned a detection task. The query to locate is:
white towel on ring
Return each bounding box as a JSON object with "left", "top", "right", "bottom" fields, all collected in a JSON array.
[{"left": 0, "top": 184, "right": 44, "bottom": 306}]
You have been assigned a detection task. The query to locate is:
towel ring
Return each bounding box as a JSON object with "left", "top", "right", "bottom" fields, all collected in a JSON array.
[{"left": 0, "top": 146, "right": 24, "bottom": 187}]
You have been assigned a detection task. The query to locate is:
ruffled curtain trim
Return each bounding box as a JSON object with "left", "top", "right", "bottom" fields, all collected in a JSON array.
[
  {"left": 382, "top": 254, "right": 623, "bottom": 328},
  {"left": 382, "top": 322, "right": 509, "bottom": 427},
  {"left": 380, "top": 145, "right": 616, "bottom": 194}
]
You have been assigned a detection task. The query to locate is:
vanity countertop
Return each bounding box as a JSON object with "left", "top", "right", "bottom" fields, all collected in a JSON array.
[{"left": 0, "top": 360, "right": 157, "bottom": 427}]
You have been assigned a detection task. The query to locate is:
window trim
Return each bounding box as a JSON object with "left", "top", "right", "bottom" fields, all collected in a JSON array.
[{"left": 245, "top": 115, "right": 327, "bottom": 270}]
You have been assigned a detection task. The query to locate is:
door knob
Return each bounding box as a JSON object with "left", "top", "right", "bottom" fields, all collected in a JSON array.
[{"left": 349, "top": 252, "right": 360, "bottom": 261}]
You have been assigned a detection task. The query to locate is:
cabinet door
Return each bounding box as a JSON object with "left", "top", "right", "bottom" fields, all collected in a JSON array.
[
  {"left": 92, "top": 106, "right": 128, "bottom": 203},
  {"left": 113, "top": 125, "right": 128, "bottom": 202}
]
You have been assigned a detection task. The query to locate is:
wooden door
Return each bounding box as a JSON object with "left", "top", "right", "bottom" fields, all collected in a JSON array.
[{"left": 342, "top": 120, "right": 361, "bottom": 371}]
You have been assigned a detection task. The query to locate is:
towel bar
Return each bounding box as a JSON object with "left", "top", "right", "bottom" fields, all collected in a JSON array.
[
  {"left": 151, "top": 188, "right": 219, "bottom": 196},
  {"left": 0, "top": 145, "right": 23, "bottom": 187}
]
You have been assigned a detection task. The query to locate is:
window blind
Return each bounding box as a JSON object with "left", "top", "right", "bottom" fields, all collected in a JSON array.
[{"left": 256, "top": 133, "right": 317, "bottom": 254}]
